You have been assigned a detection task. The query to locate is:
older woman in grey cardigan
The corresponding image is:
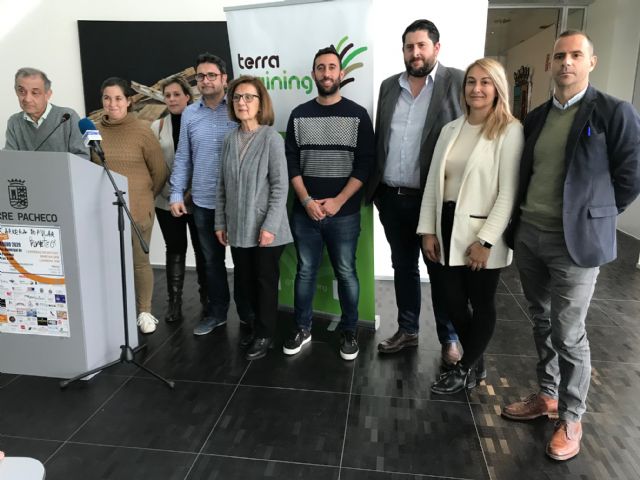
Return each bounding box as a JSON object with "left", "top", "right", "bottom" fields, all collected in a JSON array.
[{"left": 215, "top": 76, "right": 293, "bottom": 361}]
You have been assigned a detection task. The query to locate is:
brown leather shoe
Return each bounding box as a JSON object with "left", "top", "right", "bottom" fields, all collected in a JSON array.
[
  {"left": 546, "top": 420, "right": 582, "bottom": 461},
  {"left": 501, "top": 392, "right": 559, "bottom": 420},
  {"left": 378, "top": 331, "right": 418, "bottom": 353},
  {"left": 441, "top": 342, "right": 461, "bottom": 365}
]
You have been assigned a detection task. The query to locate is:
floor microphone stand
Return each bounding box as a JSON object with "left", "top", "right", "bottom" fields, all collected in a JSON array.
[{"left": 60, "top": 146, "right": 174, "bottom": 389}]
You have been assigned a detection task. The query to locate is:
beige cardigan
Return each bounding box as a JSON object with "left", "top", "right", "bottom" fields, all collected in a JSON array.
[{"left": 417, "top": 117, "right": 524, "bottom": 269}]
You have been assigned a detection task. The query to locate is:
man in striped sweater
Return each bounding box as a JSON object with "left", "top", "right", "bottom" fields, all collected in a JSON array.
[{"left": 284, "top": 46, "right": 374, "bottom": 361}]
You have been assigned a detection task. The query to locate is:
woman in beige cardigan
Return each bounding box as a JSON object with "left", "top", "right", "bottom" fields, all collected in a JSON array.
[
  {"left": 417, "top": 58, "right": 524, "bottom": 394},
  {"left": 96, "top": 77, "right": 167, "bottom": 334}
]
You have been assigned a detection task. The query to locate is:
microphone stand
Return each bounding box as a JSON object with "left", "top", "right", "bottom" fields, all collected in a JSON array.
[
  {"left": 34, "top": 114, "right": 70, "bottom": 151},
  {"left": 60, "top": 146, "right": 174, "bottom": 389}
]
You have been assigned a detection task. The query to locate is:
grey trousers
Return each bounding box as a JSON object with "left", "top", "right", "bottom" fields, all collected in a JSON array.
[{"left": 514, "top": 221, "right": 599, "bottom": 422}]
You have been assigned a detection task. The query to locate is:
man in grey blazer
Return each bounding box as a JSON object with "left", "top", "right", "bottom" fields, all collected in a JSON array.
[
  {"left": 365, "top": 19, "right": 464, "bottom": 362},
  {"left": 502, "top": 30, "right": 640, "bottom": 461}
]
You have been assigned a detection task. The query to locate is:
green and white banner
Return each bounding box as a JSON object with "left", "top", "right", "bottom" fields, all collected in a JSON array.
[{"left": 225, "top": 0, "right": 376, "bottom": 325}]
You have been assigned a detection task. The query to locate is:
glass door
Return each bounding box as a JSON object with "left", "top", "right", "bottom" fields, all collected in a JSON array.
[{"left": 485, "top": 6, "right": 587, "bottom": 115}]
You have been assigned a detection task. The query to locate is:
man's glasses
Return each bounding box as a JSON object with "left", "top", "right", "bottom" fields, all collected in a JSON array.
[
  {"left": 195, "top": 72, "right": 220, "bottom": 82},
  {"left": 232, "top": 93, "right": 260, "bottom": 103}
]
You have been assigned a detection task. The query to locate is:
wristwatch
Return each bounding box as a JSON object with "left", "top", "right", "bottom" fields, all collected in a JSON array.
[{"left": 481, "top": 241, "right": 493, "bottom": 249}]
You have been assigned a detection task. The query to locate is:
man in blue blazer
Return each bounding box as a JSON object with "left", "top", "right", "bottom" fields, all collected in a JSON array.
[
  {"left": 365, "top": 19, "right": 464, "bottom": 362},
  {"left": 503, "top": 30, "right": 640, "bottom": 461}
]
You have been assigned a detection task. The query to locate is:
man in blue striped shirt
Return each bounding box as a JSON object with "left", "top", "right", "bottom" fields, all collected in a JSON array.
[{"left": 169, "top": 53, "right": 248, "bottom": 335}]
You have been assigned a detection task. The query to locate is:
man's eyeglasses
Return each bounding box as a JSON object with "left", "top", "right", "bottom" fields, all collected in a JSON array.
[
  {"left": 195, "top": 72, "right": 220, "bottom": 82},
  {"left": 232, "top": 93, "right": 260, "bottom": 103}
]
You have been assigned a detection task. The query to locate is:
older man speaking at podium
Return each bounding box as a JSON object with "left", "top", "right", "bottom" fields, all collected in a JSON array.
[{"left": 4, "top": 67, "right": 88, "bottom": 158}]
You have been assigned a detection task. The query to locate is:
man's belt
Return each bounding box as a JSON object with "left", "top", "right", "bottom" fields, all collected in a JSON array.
[{"left": 380, "top": 183, "right": 421, "bottom": 196}]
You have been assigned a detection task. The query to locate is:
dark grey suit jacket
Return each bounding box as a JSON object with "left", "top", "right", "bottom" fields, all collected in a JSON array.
[
  {"left": 507, "top": 85, "right": 640, "bottom": 267},
  {"left": 365, "top": 63, "right": 464, "bottom": 203}
]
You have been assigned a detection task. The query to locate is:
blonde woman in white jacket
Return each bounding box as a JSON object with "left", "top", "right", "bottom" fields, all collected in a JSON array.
[{"left": 417, "top": 58, "right": 524, "bottom": 394}]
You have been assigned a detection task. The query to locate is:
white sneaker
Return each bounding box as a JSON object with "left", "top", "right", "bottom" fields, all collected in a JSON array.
[{"left": 137, "top": 312, "right": 158, "bottom": 334}]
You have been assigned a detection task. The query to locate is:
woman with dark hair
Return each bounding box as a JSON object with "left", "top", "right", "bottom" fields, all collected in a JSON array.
[
  {"left": 151, "top": 77, "right": 207, "bottom": 323},
  {"left": 95, "top": 77, "right": 167, "bottom": 334},
  {"left": 215, "top": 75, "right": 292, "bottom": 361},
  {"left": 417, "top": 58, "right": 524, "bottom": 393}
]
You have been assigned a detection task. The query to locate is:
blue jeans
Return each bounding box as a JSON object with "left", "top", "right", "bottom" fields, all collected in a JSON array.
[
  {"left": 291, "top": 210, "right": 360, "bottom": 332},
  {"left": 375, "top": 187, "right": 458, "bottom": 342},
  {"left": 192, "top": 205, "right": 231, "bottom": 320}
]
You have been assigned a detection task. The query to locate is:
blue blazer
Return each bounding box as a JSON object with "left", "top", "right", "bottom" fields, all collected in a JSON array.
[{"left": 508, "top": 85, "right": 640, "bottom": 267}]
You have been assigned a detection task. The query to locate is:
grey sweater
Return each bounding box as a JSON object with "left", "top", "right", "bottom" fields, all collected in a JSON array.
[
  {"left": 4, "top": 104, "right": 89, "bottom": 158},
  {"left": 215, "top": 126, "right": 293, "bottom": 248}
]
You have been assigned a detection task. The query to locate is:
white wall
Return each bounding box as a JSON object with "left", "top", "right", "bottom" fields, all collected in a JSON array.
[
  {"left": 0, "top": 0, "right": 487, "bottom": 277},
  {"left": 0, "top": 0, "right": 270, "bottom": 269},
  {"left": 371, "top": 0, "right": 487, "bottom": 279},
  {"left": 3, "top": 0, "right": 636, "bottom": 277}
]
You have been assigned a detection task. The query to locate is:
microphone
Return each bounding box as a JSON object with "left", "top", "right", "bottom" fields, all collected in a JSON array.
[
  {"left": 34, "top": 112, "right": 71, "bottom": 151},
  {"left": 78, "top": 117, "right": 105, "bottom": 159}
]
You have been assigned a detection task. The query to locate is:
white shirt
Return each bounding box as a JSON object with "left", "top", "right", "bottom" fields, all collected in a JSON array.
[
  {"left": 383, "top": 63, "right": 439, "bottom": 188},
  {"left": 552, "top": 86, "right": 588, "bottom": 110},
  {"left": 23, "top": 102, "right": 52, "bottom": 128}
]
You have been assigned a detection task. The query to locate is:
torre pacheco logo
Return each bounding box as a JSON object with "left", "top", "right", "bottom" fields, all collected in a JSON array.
[
  {"left": 237, "top": 35, "right": 368, "bottom": 94},
  {"left": 8, "top": 179, "right": 28, "bottom": 209}
]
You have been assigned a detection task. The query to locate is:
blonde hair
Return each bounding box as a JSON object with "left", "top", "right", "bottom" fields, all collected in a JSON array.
[{"left": 461, "top": 58, "right": 515, "bottom": 140}]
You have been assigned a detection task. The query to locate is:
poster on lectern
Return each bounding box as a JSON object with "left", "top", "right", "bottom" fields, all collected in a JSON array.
[{"left": 0, "top": 224, "right": 70, "bottom": 337}]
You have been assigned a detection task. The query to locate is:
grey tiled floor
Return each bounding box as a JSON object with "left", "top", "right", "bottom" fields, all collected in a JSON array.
[{"left": 1, "top": 231, "right": 639, "bottom": 479}]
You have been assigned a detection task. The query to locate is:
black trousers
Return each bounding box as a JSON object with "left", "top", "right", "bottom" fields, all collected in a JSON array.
[
  {"left": 230, "top": 245, "right": 285, "bottom": 338},
  {"left": 155, "top": 207, "right": 204, "bottom": 258},
  {"left": 441, "top": 202, "right": 501, "bottom": 369},
  {"left": 375, "top": 186, "right": 457, "bottom": 342}
]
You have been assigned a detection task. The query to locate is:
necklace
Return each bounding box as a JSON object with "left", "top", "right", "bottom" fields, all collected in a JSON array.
[{"left": 236, "top": 126, "right": 261, "bottom": 161}]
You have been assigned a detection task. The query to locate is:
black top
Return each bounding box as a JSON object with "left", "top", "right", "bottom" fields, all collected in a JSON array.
[{"left": 285, "top": 97, "right": 374, "bottom": 217}]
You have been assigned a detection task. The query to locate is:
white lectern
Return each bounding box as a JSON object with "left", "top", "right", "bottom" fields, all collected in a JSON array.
[{"left": 0, "top": 151, "right": 137, "bottom": 378}]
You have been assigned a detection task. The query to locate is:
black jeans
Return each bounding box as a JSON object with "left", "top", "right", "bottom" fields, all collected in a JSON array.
[
  {"left": 231, "top": 245, "right": 285, "bottom": 338},
  {"left": 375, "top": 186, "right": 457, "bottom": 342},
  {"left": 441, "top": 201, "right": 500, "bottom": 368},
  {"left": 155, "top": 207, "right": 204, "bottom": 256}
]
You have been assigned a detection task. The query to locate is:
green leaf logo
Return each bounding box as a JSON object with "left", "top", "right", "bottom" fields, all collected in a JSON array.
[{"left": 334, "top": 35, "right": 368, "bottom": 88}]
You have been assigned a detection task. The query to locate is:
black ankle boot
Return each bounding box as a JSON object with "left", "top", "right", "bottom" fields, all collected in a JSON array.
[
  {"left": 467, "top": 355, "right": 487, "bottom": 389},
  {"left": 431, "top": 363, "right": 470, "bottom": 395},
  {"left": 165, "top": 253, "right": 185, "bottom": 323}
]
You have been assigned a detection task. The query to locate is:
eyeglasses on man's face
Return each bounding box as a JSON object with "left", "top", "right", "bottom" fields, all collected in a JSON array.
[
  {"left": 195, "top": 72, "right": 220, "bottom": 82},
  {"left": 232, "top": 93, "right": 260, "bottom": 103}
]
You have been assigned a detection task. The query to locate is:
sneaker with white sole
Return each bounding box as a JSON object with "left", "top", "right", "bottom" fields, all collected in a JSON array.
[
  {"left": 282, "top": 328, "right": 312, "bottom": 355},
  {"left": 340, "top": 330, "right": 359, "bottom": 361},
  {"left": 137, "top": 312, "right": 158, "bottom": 334}
]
